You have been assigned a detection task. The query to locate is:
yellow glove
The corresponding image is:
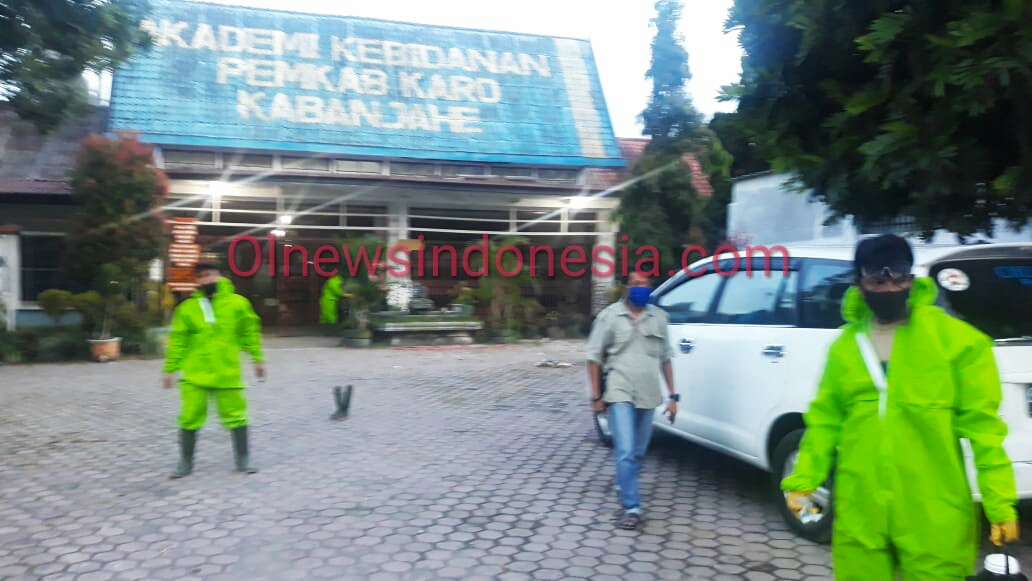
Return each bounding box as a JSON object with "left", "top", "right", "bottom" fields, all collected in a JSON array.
[
  {"left": 991, "top": 521, "right": 1020, "bottom": 546},
  {"left": 786, "top": 491, "right": 818, "bottom": 518}
]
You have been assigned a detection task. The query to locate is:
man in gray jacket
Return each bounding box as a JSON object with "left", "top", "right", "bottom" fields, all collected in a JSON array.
[{"left": 586, "top": 270, "right": 677, "bottom": 530}]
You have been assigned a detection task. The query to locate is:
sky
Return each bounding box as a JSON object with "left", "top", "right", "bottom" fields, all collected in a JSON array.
[{"left": 183, "top": 0, "right": 744, "bottom": 138}]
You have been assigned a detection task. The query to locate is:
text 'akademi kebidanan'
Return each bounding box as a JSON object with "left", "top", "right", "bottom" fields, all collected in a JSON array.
[{"left": 141, "top": 20, "right": 556, "bottom": 134}]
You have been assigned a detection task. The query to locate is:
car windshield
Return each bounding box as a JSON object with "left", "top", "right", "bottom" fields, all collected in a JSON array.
[{"left": 928, "top": 246, "right": 1032, "bottom": 341}]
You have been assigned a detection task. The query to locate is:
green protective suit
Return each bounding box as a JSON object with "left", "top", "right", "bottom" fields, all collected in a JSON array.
[
  {"left": 319, "top": 275, "right": 343, "bottom": 324},
  {"left": 162, "top": 277, "right": 264, "bottom": 430},
  {"left": 782, "top": 276, "right": 1017, "bottom": 580}
]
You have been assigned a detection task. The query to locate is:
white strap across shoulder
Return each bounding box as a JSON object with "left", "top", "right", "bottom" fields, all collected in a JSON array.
[
  {"left": 855, "top": 332, "right": 887, "bottom": 417},
  {"left": 199, "top": 297, "right": 216, "bottom": 324}
]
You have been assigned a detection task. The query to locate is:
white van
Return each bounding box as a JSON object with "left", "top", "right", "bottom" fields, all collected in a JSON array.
[{"left": 591, "top": 242, "right": 1032, "bottom": 543}]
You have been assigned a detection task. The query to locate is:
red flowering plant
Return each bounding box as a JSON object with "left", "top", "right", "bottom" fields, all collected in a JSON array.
[{"left": 63, "top": 131, "right": 169, "bottom": 316}]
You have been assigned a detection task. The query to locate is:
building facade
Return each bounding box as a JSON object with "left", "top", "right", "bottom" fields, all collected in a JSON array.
[{"left": 1, "top": 0, "right": 645, "bottom": 329}]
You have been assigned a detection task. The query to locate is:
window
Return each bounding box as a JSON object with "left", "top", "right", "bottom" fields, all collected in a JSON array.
[
  {"left": 655, "top": 272, "right": 724, "bottom": 324},
  {"left": 21, "top": 235, "right": 77, "bottom": 301},
  {"left": 713, "top": 271, "right": 795, "bottom": 325},
  {"left": 282, "top": 157, "right": 330, "bottom": 172},
  {"left": 799, "top": 260, "right": 854, "bottom": 329}
]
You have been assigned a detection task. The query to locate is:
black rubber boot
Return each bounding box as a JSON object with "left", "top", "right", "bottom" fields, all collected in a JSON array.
[
  {"left": 231, "top": 426, "right": 257, "bottom": 474},
  {"left": 170, "top": 429, "right": 197, "bottom": 479},
  {"left": 330, "top": 385, "right": 352, "bottom": 420}
]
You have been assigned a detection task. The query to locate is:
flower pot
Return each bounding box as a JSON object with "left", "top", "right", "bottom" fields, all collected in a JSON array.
[{"left": 88, "top": 337, "right": 121, "bottom": 362}]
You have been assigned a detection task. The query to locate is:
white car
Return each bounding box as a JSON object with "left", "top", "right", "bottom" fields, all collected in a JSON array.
[{"left": 591, "top": 241, "right": 1032, "bottom": 543}]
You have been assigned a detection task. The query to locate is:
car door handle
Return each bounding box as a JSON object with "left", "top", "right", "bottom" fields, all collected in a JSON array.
[
  {"left": 762, "top": 344, "right": 785, "bottom": 358},
  {"left": 679, "top": 339, "right": 695, "bottom": 354}
]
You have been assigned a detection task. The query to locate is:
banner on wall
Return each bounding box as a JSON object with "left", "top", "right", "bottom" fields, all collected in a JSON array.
[
  {"left": 167, "top": 217, "right": 201, "bottom": 292},
  {"left": 108, "top": 0, "right": 624, "bottom": 167}
]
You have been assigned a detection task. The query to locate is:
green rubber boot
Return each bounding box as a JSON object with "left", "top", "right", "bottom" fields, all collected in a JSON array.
[
  {"left": 170, "top": 429, "right": 197, "bottom": 479},
  {"left": 231, "top": 426, "right": 257, "bottom": 474}
]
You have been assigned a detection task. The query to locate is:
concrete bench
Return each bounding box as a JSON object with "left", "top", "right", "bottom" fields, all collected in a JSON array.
[{"left": 372, "top": 321, "right": 484, "bottom": 346}]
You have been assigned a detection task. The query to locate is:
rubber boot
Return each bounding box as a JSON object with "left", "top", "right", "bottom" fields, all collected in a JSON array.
[
  {"left": 170, "top": 429, "right": 197, "bottom": 479},
  {"left": 231, "top": 426, "right": 257, "bottom": 474}
]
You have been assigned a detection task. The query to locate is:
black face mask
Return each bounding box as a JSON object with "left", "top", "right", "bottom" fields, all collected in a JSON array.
[
  {"left": 200, "top": 282, "right": 217, "bottom": 298},
  {"left": 863, "top": 289, "right": 909, "bottom": 323}
]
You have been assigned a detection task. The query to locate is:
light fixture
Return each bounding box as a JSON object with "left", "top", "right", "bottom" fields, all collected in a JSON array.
[
  {"left": 568, "top": 196, "right": 589, "bottom": 209},
  {"left": 271, "top": 229, "right": 286, "bottom": 237},
  {"left": 279, "top": 215, "right": 293, "bottom": 225}
]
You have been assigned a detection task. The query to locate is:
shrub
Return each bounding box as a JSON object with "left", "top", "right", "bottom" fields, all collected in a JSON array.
[
  {"left": 37, "top": 289, "right": 75, "bottom": 325},
  {"left": 36, "top": 330, "right": 90, "bottom": 362}
]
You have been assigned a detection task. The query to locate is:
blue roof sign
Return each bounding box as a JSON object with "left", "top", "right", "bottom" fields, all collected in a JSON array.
[{"left": 109, "top": 0, "right": 625, "bottom": 167}]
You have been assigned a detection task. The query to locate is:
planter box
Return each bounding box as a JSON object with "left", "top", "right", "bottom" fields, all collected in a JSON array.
[{"left": 88, "top": 337, "right": 122, "bottom": 362}]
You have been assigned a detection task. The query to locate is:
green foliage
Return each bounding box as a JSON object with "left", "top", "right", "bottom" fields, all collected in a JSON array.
[
  {"left": 462, "top": 235, "right": 540, "bottom": 335},
  {"left": 37, "top": 289, "right": 75, "bottom": 324},
  {"left": 448, "top": 282, "right": 477, "bottom": 306},
  {"left": 71, "top": 291, "right": 105, "bottom": 335},
  {"left": 64, "top": 132, "right": 169, "bottom": 293},
  {"left": 0, "top": 0, "right": 154, "bottom": 132},
  {"left": 333, "top": 235, "right": 389, "bottom": 331},
  {"left": 618, "top": 0, "right": 734, "bottom": 282},
  {"left": 642, "top": 0, "right": 705, "bottom": 146},
  {"left": 709, "top": 112, "right": 771, "bottom": 178},
  {"left": 723, "top": 0, "right": 1032, "bottom": 239},
  {"left": 0, "top": 327, "right": 90, "bottom": 363}
]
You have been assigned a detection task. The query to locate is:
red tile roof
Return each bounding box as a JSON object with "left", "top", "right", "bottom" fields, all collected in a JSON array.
[{"left": 585, "top": 138, "right": 713, "bottom": 198}]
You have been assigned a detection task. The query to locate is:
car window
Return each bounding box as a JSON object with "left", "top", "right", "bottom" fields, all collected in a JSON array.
[
  {"left": 713, "top": 272, "right": 795, "bottom": 325},
  {"left": 929, "top": 251, "right": 1032, "bottom": 340},
  {"left": 655, "top": 272, "right": 724, "bottom": 324},
  {"left": 799, "top": 261, "right": 854, "bottom": 329}
]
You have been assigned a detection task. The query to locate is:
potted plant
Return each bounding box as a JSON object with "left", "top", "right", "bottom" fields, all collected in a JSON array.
[
  {"left": 339, "top": 278, "right": 387, "bottom": 347},
  {"left": 448, "top": 282, "right": 476, "bottom": 316},
  {"left": 81, "top": 265, "right": 128, "bottom": 362}
]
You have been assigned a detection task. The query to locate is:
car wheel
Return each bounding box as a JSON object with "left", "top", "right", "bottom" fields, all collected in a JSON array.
[
  {"left": 772, "top": 428, "right": 833, "bottom": 544},
  {"left": 593, "top": 412, "right": 613, "bottom": 447}
]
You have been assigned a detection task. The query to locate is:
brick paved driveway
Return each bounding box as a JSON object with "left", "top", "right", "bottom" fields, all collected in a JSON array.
[{"left": 1, "top": 338, "right": 1029, "bottom": 580}]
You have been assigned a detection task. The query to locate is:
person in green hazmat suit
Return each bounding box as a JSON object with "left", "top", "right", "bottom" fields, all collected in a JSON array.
[
  {"left": 319, "top": 273, "right": 344, "bottom": 324},
  {"left": 162, "top": 262, "right": 265, "bottom": 479},
  {"left": 782, "top": 234, "right": 1020, "bottom": 580}
]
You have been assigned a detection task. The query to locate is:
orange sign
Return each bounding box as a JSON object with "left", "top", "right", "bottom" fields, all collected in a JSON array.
[{"left": 167, "top": 217, "right": 200, "bottom": 291}]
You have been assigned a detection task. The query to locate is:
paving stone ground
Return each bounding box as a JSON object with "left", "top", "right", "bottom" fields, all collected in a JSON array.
[{"left": 1, "top": 337, "right": 1030, "bottom": 580}]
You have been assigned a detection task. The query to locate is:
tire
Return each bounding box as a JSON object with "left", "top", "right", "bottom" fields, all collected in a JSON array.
[
  {"left": 771, "top": 428, "right": 834, "bottom": 545},
  {"left": 593, "top": 412, "right": 613, "bottom": 448}
]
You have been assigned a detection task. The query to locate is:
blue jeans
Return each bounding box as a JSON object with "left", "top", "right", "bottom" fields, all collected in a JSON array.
[{"left": 607, "top": 402, "right": 655, "bottom": 514}]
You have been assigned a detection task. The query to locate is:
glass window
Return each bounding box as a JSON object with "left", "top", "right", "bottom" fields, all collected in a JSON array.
[
  {"left": 21, "top": 235, "right": 79, "bottom": 301},
  {"left": 714, "top": 272, "right": 794, "bottom": 325},
  {"left": 799, "top": 261, "right": 855, "bottom": 329},
  {"left": 655, "top": 272, "right": 724, "bottom": 324}
]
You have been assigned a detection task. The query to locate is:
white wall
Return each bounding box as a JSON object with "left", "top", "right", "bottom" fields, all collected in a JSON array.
[
  {"left": 728, "top": 173, "right": 1032, "bottom": 247},
  {"left": 0, "top": 234, "right": 19, "bottom": 330}
]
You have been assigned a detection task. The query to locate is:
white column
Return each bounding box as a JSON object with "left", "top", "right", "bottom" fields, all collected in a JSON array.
[
  {"left": 0, "top": 233, "right": 20, "bottom": 331},
  {"left": 591, "top": 211, "right": 618, "bottom": 315},
  {"left": 386, "top": 202, "right": 412, "bottom": 311}
]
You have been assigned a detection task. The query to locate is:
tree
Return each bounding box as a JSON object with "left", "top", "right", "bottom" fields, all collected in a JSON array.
[
  {"left": 0, "top": 0, "right": 153, "bottom": 132},
  {"left": 63, "top": 131, "right": 169, "bottom": 301},
  {"left": 617, "top": 0, "right": 733, "bottom": 280},
  {"left": 722, "top": 0, "right": 1032, "bottom": 240},
  {"left": 640, "top": 0, "right": 705, "bottom": 149},
  {"left": 709, "top": 111, "right": 771, "bottom": 178}
]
